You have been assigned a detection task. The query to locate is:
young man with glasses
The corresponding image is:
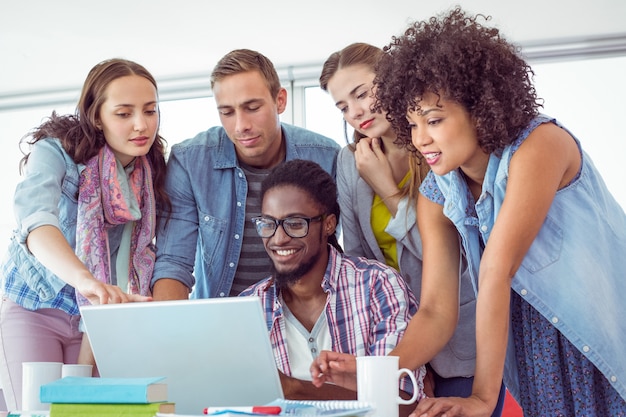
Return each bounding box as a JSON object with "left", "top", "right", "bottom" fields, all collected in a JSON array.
[{"left": 240, "top": 159, "right": 426, "bottom": 403}]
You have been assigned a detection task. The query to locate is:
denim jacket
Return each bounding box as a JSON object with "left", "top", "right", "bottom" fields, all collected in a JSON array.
[
  {"left": 1, "top": 138, "right": 82, "bottom": 314},
  {"left": 152, "top": 123, "right": 340, "bottom": 299},
  {"left": 337, "top": 146, "right": 476, "bottom": 378},
  {"left": 426, "top": 115, "right": 626, "bottom": 400}
]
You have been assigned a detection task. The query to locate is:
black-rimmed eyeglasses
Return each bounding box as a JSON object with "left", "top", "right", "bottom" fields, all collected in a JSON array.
[{"left": 251, "top": 214, "right": 326, "bottom": 238}]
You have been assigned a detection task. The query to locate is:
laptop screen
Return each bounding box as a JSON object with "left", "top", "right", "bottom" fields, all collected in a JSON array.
[{"left": 81, "top": 297, "right": 284, "bottom": 414}]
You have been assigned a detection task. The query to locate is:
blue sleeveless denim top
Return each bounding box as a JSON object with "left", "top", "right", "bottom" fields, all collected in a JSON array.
[{"left": 420, "top": 115, "right": 626, "bottom": 400}]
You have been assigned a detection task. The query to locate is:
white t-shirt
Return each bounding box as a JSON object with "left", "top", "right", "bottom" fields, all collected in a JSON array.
[{"left": 282, "top": 302, "right": 332, "bottom": 381}]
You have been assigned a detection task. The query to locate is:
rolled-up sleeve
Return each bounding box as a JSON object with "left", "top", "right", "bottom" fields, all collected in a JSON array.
[{"left": 13, "top": 139, "right": 67, "bottom": 248}]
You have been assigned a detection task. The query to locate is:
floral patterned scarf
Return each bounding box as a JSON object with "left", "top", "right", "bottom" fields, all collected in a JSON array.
[{"left": 75, "top": 144, "right": 156, "bottom": 306}]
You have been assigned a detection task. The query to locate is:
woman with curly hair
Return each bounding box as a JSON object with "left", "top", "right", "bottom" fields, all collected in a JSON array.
[
  {"left": 0, "top": 58, "right": 170, "bottom": 410},
  {"left": 318, "top": 42, "right": 505, "bottom": 415},
  {"left": 313, "top": 7, "right": 626, "bottom": 417},
  {"left": 379, "top": 7, "right": 626, "bottom": 417}
]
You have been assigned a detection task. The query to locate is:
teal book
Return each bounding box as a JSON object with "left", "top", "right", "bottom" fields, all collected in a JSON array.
[
  {"left": 40, "top": 376, "right": 167, "bottom": 404},
  {"left": 49, "top": 402, "right": 175, "bottom": 416}
]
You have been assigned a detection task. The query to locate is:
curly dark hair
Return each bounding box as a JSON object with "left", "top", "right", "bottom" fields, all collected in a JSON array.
[
  {"left": 375, "top": 6, "right": 541, "bottom": 155},
  {"left": 261, "top": 159, "right": 343, "bottom": 252}
]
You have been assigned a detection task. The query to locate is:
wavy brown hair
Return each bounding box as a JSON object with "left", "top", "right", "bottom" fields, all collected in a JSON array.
[
  {"left": 19, "top": 58, "right": 170, "bottom": 216},
  {"left": 375, "top": 7, "right": 541, "bottom": 156}
]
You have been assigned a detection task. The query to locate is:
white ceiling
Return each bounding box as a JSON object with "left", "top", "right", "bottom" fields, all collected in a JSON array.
[{"left": 1, "top": 0, "right": 626, "bottom": 97}]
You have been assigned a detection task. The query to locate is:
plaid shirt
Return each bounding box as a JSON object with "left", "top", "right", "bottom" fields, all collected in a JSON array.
[
  {"left": 1, "top": 139, "right": 84, "bottom": 316},
  {"left": 1, "top": 253, "right": 79, "bottom": 315},
  {"left": 239, "top": 245, "right": 425, "bottom": 396}
]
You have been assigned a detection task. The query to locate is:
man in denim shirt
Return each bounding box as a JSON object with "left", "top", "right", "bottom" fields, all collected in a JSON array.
[{"left": 151, "top": 49, "right": 340, "bottom": 300}]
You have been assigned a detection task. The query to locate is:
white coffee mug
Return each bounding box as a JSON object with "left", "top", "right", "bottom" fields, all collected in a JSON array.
[
  {"left": 357, "top": 356, "right": 418, "bottom": 417},
  {"left": 61, "top": 364, "right": 93, "bottom": 378},
  {"left": 22, "top": 361, "right": 63, "bottom": 411}
]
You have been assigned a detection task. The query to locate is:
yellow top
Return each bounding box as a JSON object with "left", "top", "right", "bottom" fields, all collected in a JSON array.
[{"left": 370, "top": 171, "right": 410, "bottom": 271}]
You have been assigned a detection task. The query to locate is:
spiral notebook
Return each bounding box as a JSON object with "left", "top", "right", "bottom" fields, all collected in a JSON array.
[
  {"left": 156, "top": 400, "right": 373, "bottom": 416},
  {"left": 81, "top": 297, "right": 284, "bottom": 415},
  {"left": 268, "top": 399, "right": 373, "bottom": 416}
]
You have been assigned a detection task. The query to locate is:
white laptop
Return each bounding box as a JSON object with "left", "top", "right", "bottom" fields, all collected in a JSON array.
[{"left": 81, "top": 297, "right": 284, "bottom": 414}]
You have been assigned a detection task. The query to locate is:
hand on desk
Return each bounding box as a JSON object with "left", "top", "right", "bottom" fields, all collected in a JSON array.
[
  {"left": 410, "top": 395, "right": 493, "bottom": 417},
  {"left": 309, "top": 351, "right": 358, "bottom": 391},
  {"left": 279, "top": 370, "right": 356, "bottom": 401}
]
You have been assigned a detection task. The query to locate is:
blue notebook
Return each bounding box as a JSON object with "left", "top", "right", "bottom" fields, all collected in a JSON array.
[{"left": 40, "top": 376, "right": 167, "bottom": 404}]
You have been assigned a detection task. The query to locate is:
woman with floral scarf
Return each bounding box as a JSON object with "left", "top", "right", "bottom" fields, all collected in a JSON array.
[{"left": 0, "top": 58, "right": 170, "bottom": 410}]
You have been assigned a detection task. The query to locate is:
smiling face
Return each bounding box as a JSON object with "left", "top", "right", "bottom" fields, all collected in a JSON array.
[
  {"left": 261, "top": 185, "right": 335, "bottom": 288},
  {"left": 97, "top": 75, "right": 159, "bottom": 166},
  {"left": 406, "top": 92, "right": 489, "bottom": 179},
  {"left": 213, "top": 70, "right": 287, "bottom": 169},
  {"left": 326, "top": 64, "right": 394, "bottom": 141}
]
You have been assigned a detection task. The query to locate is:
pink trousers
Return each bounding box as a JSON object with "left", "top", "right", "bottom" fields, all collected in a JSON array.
[{"left": 0, "top": 296, "right": 82, "bottom": 410}]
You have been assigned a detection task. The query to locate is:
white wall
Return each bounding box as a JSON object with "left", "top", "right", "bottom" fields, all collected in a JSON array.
[
  {"left": 531, "top": 56, "right": 625, "bottom": 208},
  {"left": 2, "top": 0, "right": 626, "bottom": 95}
]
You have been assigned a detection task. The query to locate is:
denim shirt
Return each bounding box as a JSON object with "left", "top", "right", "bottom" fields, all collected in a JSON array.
[
  {"left": 152, "top": 123, "right": 340, "bottom": 299},
  {"left": 423, "top": 115, "right": 626, "bottom": 400},
  {"left": 1, "top": 138, "right": 82, "bottom": 314},
  {"left": 337, "top": 146, "right": 477, "bottom": 378}
]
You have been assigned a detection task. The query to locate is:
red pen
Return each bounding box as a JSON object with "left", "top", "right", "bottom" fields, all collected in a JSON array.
[{"left": 203, "top": 405, "right": 282, "bottom": 415}]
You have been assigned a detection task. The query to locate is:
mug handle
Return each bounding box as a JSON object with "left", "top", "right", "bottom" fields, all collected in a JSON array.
[{"left": 397, "top": 367, "right": 419, "bottom": 405}]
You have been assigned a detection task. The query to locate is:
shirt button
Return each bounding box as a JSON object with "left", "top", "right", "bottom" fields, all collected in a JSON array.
[
  {"left": 204, "top": 216, "right": 210, "bottom": 222},
  {"left": 237, "top": 202, "right": 242, "bottom": 207},
  {"left": 551, "top": 316, "right": 559, "bottom": 324},
  {"left": 582, "top": 346, "right": 590, "bottom": 353},
  {"left": 520, "top": 289, "right": 528, "bottom": 296},
  {"left": 481, "top": 225, "right": 488, "bottom": 232},
  {"left": 238, "top": 172, "right": 243, "bottom": 178},
  {"left": 311, "top": 348, "right": 317, "bottom": 353},
  {"left": 229, "top": 262, "right": 235, "bottom": 267},
  {"left": 219, "top": 292, "right": 225, "bottom": 297},
  {"left": 308, "top": 337, "right": 314, "bottom": 343},
  {"left": 610, "top": 376, "right": 617, "bottom": 383},
  {"left": 234, "top": 234, "right": 240, "bottom": 239}
]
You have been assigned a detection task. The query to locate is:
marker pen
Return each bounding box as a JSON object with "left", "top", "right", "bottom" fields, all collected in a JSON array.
[{"left": 203, "top": 405, "right": 282, "bottom": 415}]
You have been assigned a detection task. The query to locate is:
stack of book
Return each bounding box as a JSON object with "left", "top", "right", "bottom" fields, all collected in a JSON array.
[{"left": 39, "top": 376, "right": 174, "bottom": 417}]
